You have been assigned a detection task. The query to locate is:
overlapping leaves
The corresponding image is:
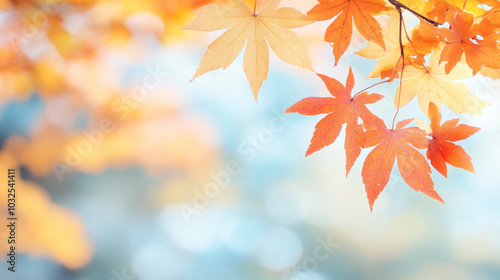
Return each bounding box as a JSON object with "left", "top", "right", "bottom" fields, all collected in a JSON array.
[{"left": 184, "top": 0, "right": 496, "bottom": 210}]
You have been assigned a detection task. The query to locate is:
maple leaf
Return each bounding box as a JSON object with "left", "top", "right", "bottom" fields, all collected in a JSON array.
[
  {"left": 183, "top": 0, "right": 314, "bottom": 99},
  {"left": 356, "top": 13, "right": 438, "bottom": 79},
  {"left": 426, "top": 102, "right": 480, "bottom": 177},
  {"left": 307, "top": 0, "right": 390, "bottom": 65},
  {"left": 397, "top": 50, "right": 488, "bottom": 115},
  {"left": 362, "top": 119, "right": 444, "bottom": 211},
  {"left": 285, "top": 68, "right": 384, "bottom": 175},
  {"left": 438, "top": 11, "right": 500, "bottom": 74}
]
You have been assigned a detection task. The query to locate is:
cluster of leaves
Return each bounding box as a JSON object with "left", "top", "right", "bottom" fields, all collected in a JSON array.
[{"left": 186, "top": 0, "right": 498, "bottom": 210}]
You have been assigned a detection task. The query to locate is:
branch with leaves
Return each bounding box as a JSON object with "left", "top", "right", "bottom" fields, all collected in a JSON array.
[{"left": 184, "top": 0, "right": 497, "bottom": 211}]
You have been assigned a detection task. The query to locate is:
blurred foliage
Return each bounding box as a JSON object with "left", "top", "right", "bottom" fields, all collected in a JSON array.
[
  {"left": 0, "top": 152, "right": 93, "bottom": 269},
  {"left": 0, "top": 0, "right": 215, "bottom": 102},
  {"left": 0, "top": 0, "right": 224, "bottom": 270}
]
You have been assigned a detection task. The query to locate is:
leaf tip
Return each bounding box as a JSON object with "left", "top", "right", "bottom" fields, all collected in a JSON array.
[
  {"left": 305, "top": 144, "right": 321, "bottom": 157},
  {"left": 252, "top": 88, "right": 260, "bottom": 102},
  {"left": 463, "top": 163, "right": 476, "bottom": 174},
  {"left": 283, "top": 107, "right": 294, "bottom": 114},
  {"left": 429, "top": 190, "right": 445, "bottom": 204},
  {"left": 305, "top": 149, "right": 313, "bottom": 157}
]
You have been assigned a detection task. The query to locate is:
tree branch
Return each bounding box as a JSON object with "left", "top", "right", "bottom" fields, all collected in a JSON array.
[{"left": 388, "top": 0, "right": 441, "bottom": 26}]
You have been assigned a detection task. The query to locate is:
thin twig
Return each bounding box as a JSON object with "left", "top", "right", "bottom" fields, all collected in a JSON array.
[
  {"left": 389, "top": 55, "right": 403, "bottom": 81},
  {"left": 401, "top": 17, "right": 429, "bottom": 73},
  {"left": 352, "top": 80, "right": 391, "bottom": 98},
  {"left": 388, "top": 0, "right": 441, "bottom": 26},
  {"left": 391, "top": 5, "right": 405, "bottom": 129},
  {"left": 352, "top": 56, "right": 402, "bottom": 99},
  {"left": 392, "top": 59, "right": 405, "bottom": 130}
]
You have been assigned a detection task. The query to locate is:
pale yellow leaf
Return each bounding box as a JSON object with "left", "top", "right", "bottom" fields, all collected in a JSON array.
[
  {"left": 182, "top": 3, "right": 251, "bottom": 31},
  {"left": 192, "top": 22, "right": 252, "bottom": 80},
  {"left": 260, "top": 7, "right": 313, "bottom": 28},
  {"left": 264, "top": 22, "right": 314, "bottom": 71},
  {"left": 244, "top": 20, "right": 269, "bottom": 98},
  {"left": 397, "top": 51, "right": 489, "bottom": 115},
  {"left": 184, "top": 0, "right": 314, "bottom": 98},
  {"left": 258, "top": 0, "right": 280, "bottom": 13}
]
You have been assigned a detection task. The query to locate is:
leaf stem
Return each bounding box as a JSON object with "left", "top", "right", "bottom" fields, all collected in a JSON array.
[
  {"left": 352, "top": 48, "right": 403, "bottom": 99},
  {"left": 401, "top": 17, "right": 429, "bottom": 73},
  {"left": 389, "top": 55, "right": 403, "bottom": 80},
  {"left": 392, "top": 59, "right": 405, "bottom": 130},
  {"left": 254, "top": 0, "right": 257, "bottom": 14},
  {"left": 353, "top": 79, "right": 390, "bottom": 98},
  {"left": 391, "top": 5, "right": 405, "bottom": 130}
]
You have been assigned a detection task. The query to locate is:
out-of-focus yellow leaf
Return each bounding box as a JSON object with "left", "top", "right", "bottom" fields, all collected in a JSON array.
[
  {"left": 0, "top": 48, "right": 34, "bottom": 100},
  {"left": 0, "top": 153, "right": 93, "bottom": 270},
  {"left": 33, "top": 57, "right": 67, "bottom": 97},
  {"left": 4, "top": 99, "right": 219, "bottom": 176}
]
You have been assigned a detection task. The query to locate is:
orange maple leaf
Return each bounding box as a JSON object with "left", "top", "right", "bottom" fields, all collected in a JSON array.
[
  {"left": 362, "top": 119, "right": 443, "bottom": 211},
  {"left": 426, "top": 103, "right": 480, "bottom": 177},
  {"left": 285, "top": 68, "right": 384, "bottom": 175},
  {"left": 438, "top": 11, "right": 500, "bottom": 74},
  {"left": 307, "top": 0, "right": 390, "bottom": 65}
]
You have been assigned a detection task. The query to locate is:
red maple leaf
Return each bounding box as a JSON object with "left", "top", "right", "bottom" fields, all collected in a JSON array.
[
  {"left": 308, "top": 0, "right": 390, "bottom": 65},
  {"left": 426, "top": 102, "right": 480, "bottom": 177},
  {"left": 285, "top": 68, "right": 384, "bottom": 176},
  {"left": 438, "top": 11, "right": 500, "bottom": 74},
  {"left": 362, "top": 119, "right": 444, "bottom": 211}
]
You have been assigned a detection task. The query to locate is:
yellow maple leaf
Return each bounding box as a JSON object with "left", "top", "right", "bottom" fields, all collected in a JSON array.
[
  {"left": 397, "top": 50, "right": 489, "bottom": 115},
  {"left": 0, "top": 152, "right": 93, "bottom": 270},
  {"left": 183, "top": 0, "right": 314, "bottom": 99}
]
